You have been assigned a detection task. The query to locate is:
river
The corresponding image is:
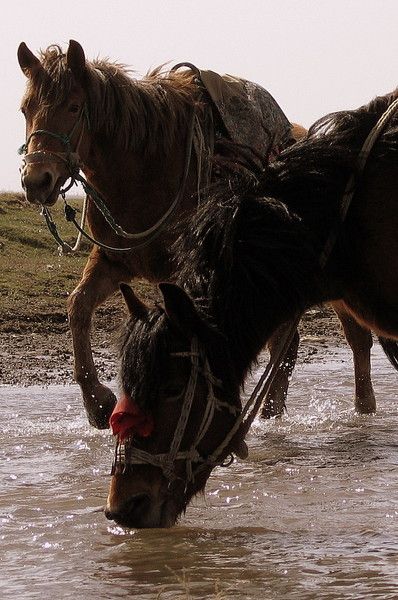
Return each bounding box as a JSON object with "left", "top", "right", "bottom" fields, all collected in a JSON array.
[{"left": 1, "top": 344, "right": 397, "bottom": 599}]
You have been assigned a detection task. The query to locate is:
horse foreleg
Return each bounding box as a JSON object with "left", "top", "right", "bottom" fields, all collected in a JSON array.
[
  {"left": 333, "top": 300, "right": 376, "bottom": 414},
  {"left": 67, "top": 249, "right": 131, "bottom": 429},
  {"left": 261, "top": 322, "right": 300, "bottom": 419}
]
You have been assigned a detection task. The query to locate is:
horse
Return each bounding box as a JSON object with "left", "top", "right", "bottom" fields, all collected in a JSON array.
[
  {"left": 17, "top": 39, "right": 304, "bottom": 429},
  {"left": 105, "top": 88, "right": 398, "bottom": 528}
]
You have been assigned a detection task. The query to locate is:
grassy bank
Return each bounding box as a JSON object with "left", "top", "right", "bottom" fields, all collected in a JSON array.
[{"left": 0, "top": 192, "right": 153, "bottom": 335}]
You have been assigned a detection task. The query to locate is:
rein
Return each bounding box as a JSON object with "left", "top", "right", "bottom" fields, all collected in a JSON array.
[
  {"left": 19, "top": 82, "right": 199, "bottom": 254},
  {"left": 62, "top": 104, "right": 196, "bottom": 253}
]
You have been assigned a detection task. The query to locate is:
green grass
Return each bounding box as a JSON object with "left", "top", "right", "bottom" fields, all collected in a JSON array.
[
  {"left": 0, "top": 191, "right": 154, "bottom": 333},
  {"left": 0, "top": 192, "right": 87, "bottom": 325}
]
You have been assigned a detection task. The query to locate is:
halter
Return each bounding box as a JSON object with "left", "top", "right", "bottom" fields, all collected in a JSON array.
[
  {"left": 18, "top": 104, "right": 89, "bottom": 182},
  {"left": 111, "top": 336, "right": 240, "bottom": 485},
  {"left": 18, "top": 105, "right": 90, "bottom": 253}
]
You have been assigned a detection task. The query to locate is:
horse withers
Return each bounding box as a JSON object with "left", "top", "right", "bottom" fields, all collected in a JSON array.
[
  {"left": 17, "top": 40, "right": 296, "bottom": 429},
  {"left": 106, "top": 89, "right": 398, "bottom": 528}
]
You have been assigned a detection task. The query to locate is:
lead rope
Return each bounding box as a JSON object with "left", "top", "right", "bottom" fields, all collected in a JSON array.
[
  {"left": 197, "top": 95, "right": 398, "bottom": 473},
  {"left": 41, "top": 104, "right": 197, "bottom": 253}
]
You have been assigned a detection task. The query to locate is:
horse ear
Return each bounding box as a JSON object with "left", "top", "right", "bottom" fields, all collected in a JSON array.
[
  {"left": 66, "top": 40, "right": 87, "bottom": 81},
  {"left": 159, "top": 283, "right": 201, "bottom": 337},
  {"left": 17, "top": 42, "right": 42, "bottom": 78},
  {"left": 120, "top": 284, "right": 148, "bottom": 320}
]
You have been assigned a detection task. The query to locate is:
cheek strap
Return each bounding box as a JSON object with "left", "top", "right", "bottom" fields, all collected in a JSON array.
[{"left": 109, "top": 394, "right": 154, "bottom": 442}]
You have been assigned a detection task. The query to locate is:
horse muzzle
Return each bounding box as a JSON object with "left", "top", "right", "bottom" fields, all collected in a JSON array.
[
  {"left": 105, "top": 490, "right": 177, "bottom": 529},
  {"left": 20, "top": 150, "right": 80, "bottom": 206}
]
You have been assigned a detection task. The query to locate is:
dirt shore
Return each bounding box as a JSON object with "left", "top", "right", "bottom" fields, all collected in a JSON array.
[{"left": 0, "top": 299, "right": 345, "bottom": 387}]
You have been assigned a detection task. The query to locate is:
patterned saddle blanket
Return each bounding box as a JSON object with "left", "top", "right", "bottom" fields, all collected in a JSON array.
[{"left": 199, "top": 69, "right": 293, "bottom": 161}]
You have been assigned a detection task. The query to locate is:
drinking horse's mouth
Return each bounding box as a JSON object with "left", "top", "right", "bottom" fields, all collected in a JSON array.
[{"left": 105, "top": 489, "right": 182, "bottom": 529}]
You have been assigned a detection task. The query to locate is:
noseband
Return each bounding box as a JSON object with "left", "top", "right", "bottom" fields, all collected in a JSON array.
[
  {"left": 111, "top": 336, "right": 240, "bottom": 486},
  {"left": 18, "top": 104, "right": 89, "bottom": 189}
]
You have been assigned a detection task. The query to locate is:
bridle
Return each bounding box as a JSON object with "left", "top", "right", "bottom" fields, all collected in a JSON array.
[
  {"left": 111, "top": 336, "right": 240, "bottom": 486},
  {"left": 18, "top": 103, "right": 89, "bottom": 184},
  {"left": 18, "top": 105, "right": 90, "bottom": 253}
]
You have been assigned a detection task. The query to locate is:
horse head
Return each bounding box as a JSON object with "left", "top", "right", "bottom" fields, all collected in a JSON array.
[
  {"left": 106, "top": 283, "right": 247, "bottom": 528},
  {"left": 17, "top": 40, "right": 90, "bottom": 205}
]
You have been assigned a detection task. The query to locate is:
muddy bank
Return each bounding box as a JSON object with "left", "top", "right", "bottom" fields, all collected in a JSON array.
[{"left": 0, "top": 300, "right": 345, "bottom": 387}]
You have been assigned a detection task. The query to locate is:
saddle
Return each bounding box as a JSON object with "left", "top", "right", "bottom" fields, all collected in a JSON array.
[
  {"left": 199, "top": 69, "right": 293, "bottom": 161},
  {"left": 172, "top": 64, "right": 293, "bottom": 194}
]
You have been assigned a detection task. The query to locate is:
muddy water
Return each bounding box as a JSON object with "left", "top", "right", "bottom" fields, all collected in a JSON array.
[{"left": 1, "top": 345, "right": 397, "bottom": 599}]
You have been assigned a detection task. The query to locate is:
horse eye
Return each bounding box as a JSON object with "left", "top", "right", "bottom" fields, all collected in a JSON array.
[{"left": 68, "top": 104, "right": 80, "bottom": 114}]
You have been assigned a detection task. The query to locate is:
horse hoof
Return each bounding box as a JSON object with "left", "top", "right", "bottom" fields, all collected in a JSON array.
[{"left": 83, "top": 384, "right": 117, "bottom": 430}]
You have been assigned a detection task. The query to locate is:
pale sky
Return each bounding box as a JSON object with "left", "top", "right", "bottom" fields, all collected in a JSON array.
[{"left": 2, "top": 0, "right": 398, "bottom": 191}]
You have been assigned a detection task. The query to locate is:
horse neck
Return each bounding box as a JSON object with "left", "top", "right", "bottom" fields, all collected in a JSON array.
[{"left": 81, "top": 124, "right": 193, "bottom": 231}]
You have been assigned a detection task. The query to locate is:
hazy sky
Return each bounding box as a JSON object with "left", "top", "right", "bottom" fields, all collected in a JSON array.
[{"left": 2, "top": 0, "right": 398, "bottom": 190}]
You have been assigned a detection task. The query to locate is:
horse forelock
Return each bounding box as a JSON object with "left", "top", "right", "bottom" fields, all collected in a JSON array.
[
  {"left": 21, "top": 46, "right": 75, "bottom": 115},
  {"left": 23, "top": 44, "right": 199, "bottom": 154},
  {"left": 118, "top": 309, "right": 170, "bottom": 411}
]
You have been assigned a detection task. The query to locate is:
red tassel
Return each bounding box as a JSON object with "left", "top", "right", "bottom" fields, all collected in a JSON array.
[{"left": 109, "top": 393, "right": 154, "bottom": 442}]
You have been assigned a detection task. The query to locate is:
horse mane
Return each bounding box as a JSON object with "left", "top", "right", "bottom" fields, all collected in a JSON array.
[
  {"left": 173, "top": 190, "right": 319, "bottom": 375},
  {"left": 22, "top": 45, "right": 199, "bottom": 155},
  {"left": 172, "top": 88, "right": 398, "bottom": 374}
]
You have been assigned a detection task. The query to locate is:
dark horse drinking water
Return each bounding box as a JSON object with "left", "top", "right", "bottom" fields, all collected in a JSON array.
[
  {"left": 106, "top": 89, "right": 398, "bottom": 527},
  {"left": 18, "top": 40, "right": 310, "bottom": 429}
]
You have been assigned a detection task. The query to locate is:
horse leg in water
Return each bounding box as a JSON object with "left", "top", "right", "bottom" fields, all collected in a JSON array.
[
  {"left": 261, "top": 322, "right": 300, "bottom": 418},
  {"left": 332, "top": 300, "right": 376, "bottom": 414},
  {"left": 67, "top": 248, "right": 131, "bottom": 429},
  {"left": 262, "top": 303, "right": 376, "bottom": 418}
]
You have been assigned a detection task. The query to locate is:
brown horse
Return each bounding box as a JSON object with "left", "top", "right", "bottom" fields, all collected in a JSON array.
[
  {"left": 106, "top": 89, "right": 398, "bottom": 528},
  {"left": 17, "top": 40, "right": 300, "bottom": 429}
]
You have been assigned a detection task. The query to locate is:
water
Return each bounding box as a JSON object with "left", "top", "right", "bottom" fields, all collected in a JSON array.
[{"left": 1, "top": 345, "right": 397, "bottom": 599}]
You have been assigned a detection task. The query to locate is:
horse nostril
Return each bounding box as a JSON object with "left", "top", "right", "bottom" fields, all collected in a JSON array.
[
  {"left": 41, "top": 171, "right": 53, "bottom": 189},
  {"left": 22, "top": 169, "right": 54, "bottom": 191},
  {"left": 104, "top": 508, "right": 118, "bottom": 521}
]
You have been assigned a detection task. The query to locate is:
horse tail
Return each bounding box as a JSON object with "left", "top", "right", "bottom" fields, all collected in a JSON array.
[{"left": 378, "top": 337, "right": 398, "bottom": 372}]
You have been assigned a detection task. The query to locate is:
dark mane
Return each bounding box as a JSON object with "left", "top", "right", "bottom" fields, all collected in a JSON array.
[
  {"left": 22, "top": 45, "right": 199, "bottom": 155},
  {"left": 118, "top": 310, "right": 170, "bottom": 408},
  {"left": 172, "top": 88, "right": 398, "bottom": 374}
]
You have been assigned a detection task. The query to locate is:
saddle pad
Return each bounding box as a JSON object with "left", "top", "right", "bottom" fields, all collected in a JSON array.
[{"left": 199, "top": 69, "right": 292, "bottom": 160}]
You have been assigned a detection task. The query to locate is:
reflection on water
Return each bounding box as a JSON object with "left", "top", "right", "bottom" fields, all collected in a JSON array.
[{"left": 1, "top": 346, "right": 398, "bottom": 599}]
